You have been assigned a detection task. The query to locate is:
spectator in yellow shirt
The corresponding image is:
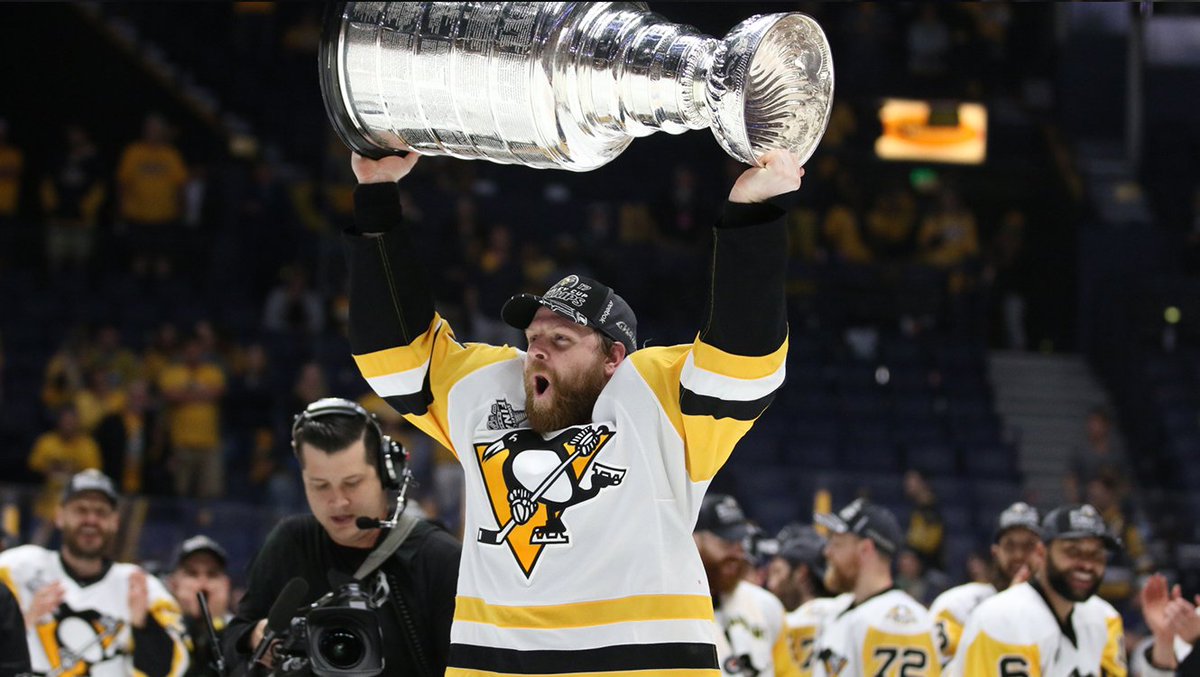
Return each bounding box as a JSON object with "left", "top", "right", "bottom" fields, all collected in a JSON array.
[
  {"left": 159, "top": 335, "right": 226, "bottom": 498},
  {"left": 28, "top": 406, "right": 102, "bottom": 545},
  {"left": 117, "top": 113, "right": 188, "bottom": 276}
]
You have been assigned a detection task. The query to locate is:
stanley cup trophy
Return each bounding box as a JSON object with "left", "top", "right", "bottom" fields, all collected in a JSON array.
[{"left": 320, "top": 2, "right": 834, "bottom": 171}]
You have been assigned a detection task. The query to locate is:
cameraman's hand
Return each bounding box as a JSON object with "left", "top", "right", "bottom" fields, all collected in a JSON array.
[
  {"left": 250, "top": 618, "right": 278, "bottom": 669},
  {"left": 351, "top": 152, "right": 420, "bottom": 185}
]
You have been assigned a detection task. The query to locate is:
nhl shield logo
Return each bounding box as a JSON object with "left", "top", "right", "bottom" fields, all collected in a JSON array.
[{"left": 475, "top": 423, "right": 625, "bottom": 577}]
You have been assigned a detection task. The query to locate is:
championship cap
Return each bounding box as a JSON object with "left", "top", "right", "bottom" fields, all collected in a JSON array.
[
  {"left": 172, "top": 534, "right": 229, "bottom": 571},
  {"left": 992, "top": 502, "right": 1041, "bottom": 543},
  {"left": 1040, "top": 504, "right": 1122, "bottom": 551},
  {"left": 775, "top": 523, "right": 827, "bottom": 576},
  {"left": 61, "top": 469, "right": 119, "bottom": 507},
  {"left": 501, "top": 274, "right": 637, "bottom": 354},
  {"left": 695, "top": 493, "right": 753, "bottom": 544},
  {"left": 815, "top": 498, "right": 903, "bottom": 556}
]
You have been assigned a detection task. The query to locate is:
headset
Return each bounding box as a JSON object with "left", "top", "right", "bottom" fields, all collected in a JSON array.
[{"left": 291, "top": 397, "right": 408, "bottom": 492}]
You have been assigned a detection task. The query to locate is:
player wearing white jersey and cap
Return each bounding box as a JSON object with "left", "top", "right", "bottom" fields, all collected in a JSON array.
[
  {"left": 812, "top": 499, "right": 940, "bottom": 677},
  {"left": 765, "top": 524, "right": 851, "bottom": 676},
  {"left": 696, "top": 494, "right": 801, "bottom": 677},
  {"left": 929, "top": 502, "right": 1041, "bottom": 667},
  {"left": 947, "top": 503, "right": 1126, "bottom": 677}
]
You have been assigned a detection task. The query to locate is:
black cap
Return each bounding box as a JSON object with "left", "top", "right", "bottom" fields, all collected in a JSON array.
[
  {"left": 501, "top": 274, "right": 637, "bottom": 354},
  {"left": 992, "top": 502, "right": 1041, "bottom": 543},
  {"left": 172, "top": 534, "right": 228, "bottom": 571},
  {"left": 695, "top": 493, "right": 752, "bottom": 543},
  {"left": 61, "top": 469, "right": 119, "bottom": 506},
  {"left": 815, "top": 498, "right": 903, "bottom": 556},
  {"left": 776, "top": 523, "right": 827, "bottom": 576},
  {"left": 1040, "top": 504, "right": 1122, "bottom": 551}
]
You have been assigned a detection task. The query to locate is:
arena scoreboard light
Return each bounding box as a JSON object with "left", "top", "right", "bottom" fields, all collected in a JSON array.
[{"left": 875, "top": 98, "right": 988, "bottom": 165}]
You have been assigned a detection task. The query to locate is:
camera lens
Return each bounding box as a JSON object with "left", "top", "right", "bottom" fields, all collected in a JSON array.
[{"left": 318, "top": 629, "right": 365, "bottom": 668}]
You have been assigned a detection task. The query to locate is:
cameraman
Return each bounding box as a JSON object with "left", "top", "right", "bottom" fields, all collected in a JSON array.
[{"left": 222, "top": 398, "right": 460, "bottom": 676}]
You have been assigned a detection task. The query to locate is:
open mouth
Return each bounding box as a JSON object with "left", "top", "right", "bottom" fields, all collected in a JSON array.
[{"left": 534, "top": 375, "right": 550, "bottom": 397}]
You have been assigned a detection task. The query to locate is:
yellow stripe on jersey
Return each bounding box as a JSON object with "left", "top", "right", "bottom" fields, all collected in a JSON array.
[
  {"left": 961, "top": 629, "right": 1041, "bottom": 677},
  {"left": 690, "top": 335, "right": 787, "bottom": 381},
  {"left": 354, "top": 313, "right": 519, "bottom": 456},
  {"left": 454, "top": 594, "right": 715, "bottom": 629},
  {"left": 934, "top": 609, "right": 964, "bottom": 665},
  {"left": 1102, "top": 615, "right": 1127, "bottom": 677},
  {"left": 354, "top": 317, "right": 440, "bottom": 377},
  {"left": 446, "top": 669, "right": 718, "bottom": 677},
  {"left": 863, "top": 628, "right": 941, "bottom": 677}
]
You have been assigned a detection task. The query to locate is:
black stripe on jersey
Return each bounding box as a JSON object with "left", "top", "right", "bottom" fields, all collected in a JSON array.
[
  {"left": 679, "top": 385, "right": 776, "bottom": 421},
  {"left": 448, "top": 641, "right": 718, "bottom": 673}
]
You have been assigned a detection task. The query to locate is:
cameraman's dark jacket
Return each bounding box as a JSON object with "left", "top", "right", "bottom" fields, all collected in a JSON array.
[{"left": 222, "top": 514, "right": 460, "bottom": 676}]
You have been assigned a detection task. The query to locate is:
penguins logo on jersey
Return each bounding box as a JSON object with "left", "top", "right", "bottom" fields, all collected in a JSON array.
[
  {"left": 475, "top": 424, "right": 625, "bottom": 577},
  {"left": 35, "top": 604, "right": 126, "bottom": 673}
]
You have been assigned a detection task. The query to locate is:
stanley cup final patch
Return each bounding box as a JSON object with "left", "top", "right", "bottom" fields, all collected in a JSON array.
[{"left": 474, "top": 424, "right": 625, "bottom": 577}]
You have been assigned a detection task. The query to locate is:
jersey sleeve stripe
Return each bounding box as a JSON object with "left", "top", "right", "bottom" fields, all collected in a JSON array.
[
  {"left": 680, "top": 351, "right": 785, "bottom": 401},
  {"left": 691, "top": 335, "right": 788, "bottom": 380},
  {"left": 448, "top": 641, "right": 719, "bottom": 674},
  {"left": 353, "top": 315, "right": 443, "bottom": 379},
  {"left": 364, "top": 358, "right": 432, "bottom": 398},
  {"left": 454, "top": 594, "right": 715, "bottom": 629},
  {"left": 679, "top": 387, "right": 776, "bottom": 421}
]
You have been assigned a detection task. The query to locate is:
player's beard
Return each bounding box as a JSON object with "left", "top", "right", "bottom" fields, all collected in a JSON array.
[
  {"left": 824, "top": 557, "right": 859, "bottom": 594},
  {"left": 62, "top": 523, "right": 113, "bottom": 561},
  {"left": 705, "top": 555, "right": 746, "bottom": 598},
  {"left": 1045, "top": 553, "right": 1102, "bottom": 602},
  {"left": 526, "top": 360, "right": 607, "bottom": 434}
]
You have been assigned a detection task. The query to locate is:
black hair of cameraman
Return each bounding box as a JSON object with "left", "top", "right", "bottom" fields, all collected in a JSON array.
[{"left": 221, "top": 398, "right": 461, "bottom": 676}]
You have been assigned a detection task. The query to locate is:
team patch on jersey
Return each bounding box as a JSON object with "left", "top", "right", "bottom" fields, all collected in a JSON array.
[
  {"left": 886, "top": 604, "right": 919, "bottom": 625},
  {"left": 474, "top": 423, "right": 624, "bottom": 577},
  {"left": 485, "top": 397, "right": 526, "bottom": 430}
]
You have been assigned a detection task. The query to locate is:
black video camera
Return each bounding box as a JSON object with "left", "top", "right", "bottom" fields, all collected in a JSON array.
[{"left": 274, "top": 582, "right": 384, "bottom": 677}]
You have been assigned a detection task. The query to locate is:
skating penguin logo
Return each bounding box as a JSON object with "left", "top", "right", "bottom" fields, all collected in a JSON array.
[{"left": 474, "top": 424, "right": 625, "bottom": 577}]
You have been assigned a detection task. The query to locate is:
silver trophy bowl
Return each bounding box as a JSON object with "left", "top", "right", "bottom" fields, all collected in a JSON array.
[{"left": 320, "top": 2, "right": 834, "bottom": 171}]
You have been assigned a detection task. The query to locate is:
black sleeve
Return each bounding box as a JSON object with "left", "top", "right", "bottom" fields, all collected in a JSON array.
[
  {"left": 344, "top": 182, "right": 437, "bottom": 354},
  {"left": 131, "top": 616, "right": 177, "bottom": 677},
  {"left": 414, "top": 528, "right": 461, "bottom": 671},
  {"left": 1180, "top": 645, "right": 1200, "bottom": 677},
  {"left": 221, "top": 518, "right": 308, "bottom": 665},
  {"left": 0, "top": 585, "right": 31, "bottom": 677},
  {"left": 700, "top": 201, "right": 789, "bottom": 356}
]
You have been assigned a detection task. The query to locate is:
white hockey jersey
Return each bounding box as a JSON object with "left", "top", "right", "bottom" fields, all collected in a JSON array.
[
  {"left": 0, "top": 544, "right": 189, "bottom": 676},
  {"left": 784, "top": 594, "right": 853, "bottom": 676},
  {"left": 356, "top": 313, "right": 787, "bottom": 676},
  {"left": 928, "top": 581, "right": 997, "bottom": 667},
  {"left": 947, "top": 581, "right": 1126, "bottom": 677},
  {"left": 812, "top": 588, "right": 941, "bottom": 677},
  {"left": 714, "top": 579, "right": 800, "bottom": 676}
]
